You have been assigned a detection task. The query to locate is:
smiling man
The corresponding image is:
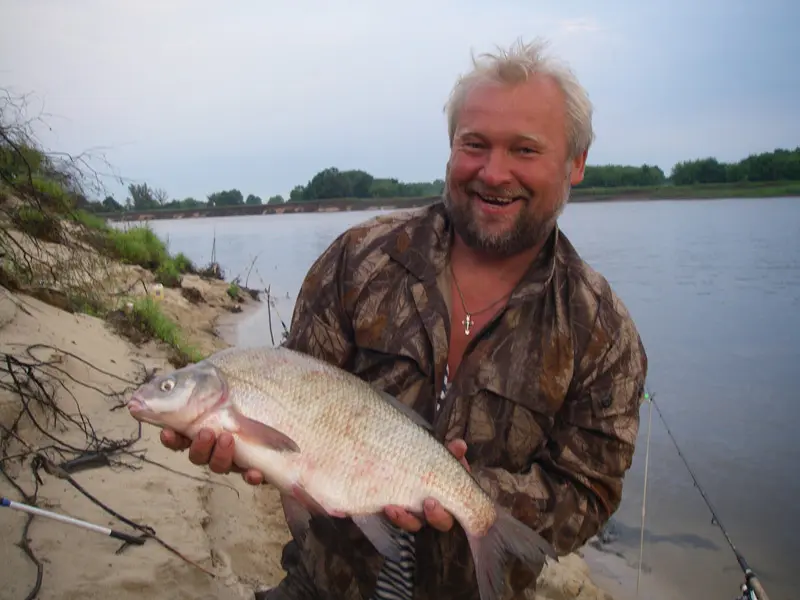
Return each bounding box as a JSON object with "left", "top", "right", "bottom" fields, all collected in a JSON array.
[{"left": 161, "top": 37, "right": 648, "bottom": 600}]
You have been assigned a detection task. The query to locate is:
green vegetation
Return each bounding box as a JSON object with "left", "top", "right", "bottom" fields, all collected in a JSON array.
[
  {"left": 123, "top": 296, "right": 204, "bottom": 366},
  {"left": 103, "top": 225, "right": 197, "bottom": 288},
  {"left": 285, "top": 168, "right": 444, "bottom": 202},
  {"left": 7, "top": 193, "right": 197, "bottom": 289}
]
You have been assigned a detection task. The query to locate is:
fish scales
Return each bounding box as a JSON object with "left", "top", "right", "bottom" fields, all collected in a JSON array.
[
  {"left": 127, "top": 345, "right": 556, "bottom": 600},
  {"left": 207, "top": 346, "right": 491, "bottom": 531}
]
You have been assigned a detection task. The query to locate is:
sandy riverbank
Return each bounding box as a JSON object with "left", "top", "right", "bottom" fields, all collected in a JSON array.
[{"left": 0, "top": 238, "right": 629, "bottom": 600}]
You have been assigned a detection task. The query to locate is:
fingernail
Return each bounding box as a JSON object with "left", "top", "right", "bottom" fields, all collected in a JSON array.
[
  {"left": 386, "top": 508, "right": 397, "bottom": 520},
  {"left": 199, "top": 430, "right": 212, "bottom": 443},
  {"left": 219, "top": 435, "right": 232, "bottom": 449},
  {"left": 424, "top": 499, "right": 436, "bottom": 512}
]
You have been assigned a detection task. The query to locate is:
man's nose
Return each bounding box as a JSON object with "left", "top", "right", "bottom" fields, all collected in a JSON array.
[{"left": 478, "top": 150, "right": 514, "bottom": 187}]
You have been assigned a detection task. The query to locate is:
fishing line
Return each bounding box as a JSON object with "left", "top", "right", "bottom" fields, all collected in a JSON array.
[
  {"left": 642, "top": 390, "right": 771, "bottom": 600},
  {"left": 636, "top": 391, "right": 654, "bottom": 597}
]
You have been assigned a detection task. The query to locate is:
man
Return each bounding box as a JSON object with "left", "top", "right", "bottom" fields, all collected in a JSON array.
[{"left": 161, "top": 37, "right": 648, "bottom": 599}]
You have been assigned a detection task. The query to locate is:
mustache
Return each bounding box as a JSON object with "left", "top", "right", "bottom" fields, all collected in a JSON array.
[{"left": 465, "top": 182, "right": 530, "bottom": 200}]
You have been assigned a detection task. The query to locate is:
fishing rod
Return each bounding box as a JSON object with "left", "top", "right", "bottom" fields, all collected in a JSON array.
[
  {"left": 1, "top": 496, "right": 146, "bottom": 546},
  {"left": 641, "top": 392, "right": 771, "bottom": 600}
]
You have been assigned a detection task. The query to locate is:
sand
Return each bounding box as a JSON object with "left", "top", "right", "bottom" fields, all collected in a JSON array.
[{"left": 0, "top": 268, "right": 626, "bottom": 600}]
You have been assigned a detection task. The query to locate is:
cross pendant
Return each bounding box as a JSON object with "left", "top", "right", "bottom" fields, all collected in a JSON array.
[{"left": 462, "top": 313, "right": 473, "bottom": 336}]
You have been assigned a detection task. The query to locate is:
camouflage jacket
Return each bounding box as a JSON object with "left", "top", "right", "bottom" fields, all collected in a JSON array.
[{"left": 276, "top": 201, "right": 648, "bottom": 600}]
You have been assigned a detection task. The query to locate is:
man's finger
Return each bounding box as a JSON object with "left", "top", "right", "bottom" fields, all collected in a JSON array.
[
  {"left": 161, "top": 429, "right": 191, "bottom": 451},
  {"left": 447, "top": 439, "right": 471, "bottom": 472},
  {"left": 423, "top": 498, "right": 454, "bottom": 532},
  {"left": 188, "top": 429, "right": 216, "bottom": 465},
  {"left": 384, "top": 506, "right": 423, "bottom": 533},
  {"left": 243, "top": 469, "right": 264, "bottom": 485},
  {"left": 208, "top": 432, "right": 235, "bottom": 474},
  {"left": 447, "top": 439, "right": 468, "bottom": 459}
]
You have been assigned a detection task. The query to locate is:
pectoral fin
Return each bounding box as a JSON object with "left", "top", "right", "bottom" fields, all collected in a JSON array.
[
  {"left": 231, "top": 409, "right": 299, "bottom": 452},
  {"left": 352, "top": 514, "right": 407, "bottom": 562},
  {"left": 376, "top": 389, "right": 433, "bottom": 432}
]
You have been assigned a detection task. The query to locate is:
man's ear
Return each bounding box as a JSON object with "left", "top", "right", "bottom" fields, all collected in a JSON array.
[{"left": 569, "top": 150, "right": 588, "bottom": 186}]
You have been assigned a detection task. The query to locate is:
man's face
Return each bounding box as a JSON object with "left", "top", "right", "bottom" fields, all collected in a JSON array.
[{"left": 444, "top": 75, "right": 588, "bottom": 258}]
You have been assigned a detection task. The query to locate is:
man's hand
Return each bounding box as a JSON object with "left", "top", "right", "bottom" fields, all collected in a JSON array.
[
  {"left": 160, "top": 428, "right": 265, "bottom": 486},
  {"left": 384, "top": 438, "right": 470, "bottom": 533}
]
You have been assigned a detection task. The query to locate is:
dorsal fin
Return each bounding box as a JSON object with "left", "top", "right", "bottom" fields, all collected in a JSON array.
[{"left": 375, "top": 389, "right": 434, "bottom": 432}]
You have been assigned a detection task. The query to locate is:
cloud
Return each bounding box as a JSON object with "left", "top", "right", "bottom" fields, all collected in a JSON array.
[{"left": 557, "top": 17, "right": 604, "bottom": 34}]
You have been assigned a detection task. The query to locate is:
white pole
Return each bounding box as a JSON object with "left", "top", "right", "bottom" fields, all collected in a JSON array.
[{"left": 1, "top": 497, "right": 145, "bottom": 545}]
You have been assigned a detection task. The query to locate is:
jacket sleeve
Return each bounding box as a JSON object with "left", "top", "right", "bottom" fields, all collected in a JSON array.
[
  {"left": 282, "top": 232, "right": 355, "bottom": 370},
  {"left": 471, "top": 311, "right": 648, "bottom": 555}
]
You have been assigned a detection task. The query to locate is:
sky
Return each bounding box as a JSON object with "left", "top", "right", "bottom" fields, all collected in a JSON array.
[{"left": 1, "top": 0, "right": 798, "bottom": 203}]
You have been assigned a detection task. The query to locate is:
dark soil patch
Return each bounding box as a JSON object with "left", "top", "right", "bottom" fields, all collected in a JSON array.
[{"left": 181, "top": 286, "right": 205, "bottom": 304}]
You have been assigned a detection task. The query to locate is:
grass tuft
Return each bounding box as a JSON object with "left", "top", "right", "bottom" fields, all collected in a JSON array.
[{"left": 108, "top": 296, "right": 205, "bottom": 368}]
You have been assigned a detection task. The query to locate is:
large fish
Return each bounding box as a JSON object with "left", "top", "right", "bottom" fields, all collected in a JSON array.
[{"left": 126, "top": 345, "right": 556, "bottom": 599}]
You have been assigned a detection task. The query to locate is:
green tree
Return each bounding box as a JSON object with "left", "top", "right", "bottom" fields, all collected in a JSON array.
[
  {"left": 670, "top": 157, "right": 728, "bottom": 185},
  {"left": 128, "top": 183, "right": 160, "bottom": 210},
  {"left": 245, "top": 194, "right": 263, "bottom": 205},
  {"left": 577, "top": 164, "right": 667, "bottom": 188},
  {"left": 102, "top": 195, "right": 122, "bottom": 211},
  {"left": 207, "top": 189, "right": 244, "bottom": 206},
  {"left": 289, "top": 185, "right": 305, "bottom": 202},
  {"left": 667, "top": 148, "right": 800, "bottom": 185},
  {"left": 288, "top": 168, "right": 444, "bottom": 201},
  {"left": 267, "top": 194, "right": 285, "bottom": 205},
  {"left": 179, "top": 196, "right": 205, "bottom": 208}
]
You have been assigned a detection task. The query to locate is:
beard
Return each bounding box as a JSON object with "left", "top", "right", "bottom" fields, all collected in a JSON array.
[{"left": 443, "top": 179, "right": 569, "bottom": 259}]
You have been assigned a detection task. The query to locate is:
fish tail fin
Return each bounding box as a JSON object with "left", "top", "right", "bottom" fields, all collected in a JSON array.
[{"left": 466, "top": 504, "right": 557, "bottom": 600}]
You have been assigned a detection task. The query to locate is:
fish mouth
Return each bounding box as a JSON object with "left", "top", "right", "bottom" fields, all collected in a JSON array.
[{"left": 126, "top": 396, "right": 147, "bottom": 414}]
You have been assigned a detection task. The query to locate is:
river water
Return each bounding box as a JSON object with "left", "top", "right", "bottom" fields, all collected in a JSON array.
[{"left": 140, "top": 196, "right": 800, "bottom": 600}]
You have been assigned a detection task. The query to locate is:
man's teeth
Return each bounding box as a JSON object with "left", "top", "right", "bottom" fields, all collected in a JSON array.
[{"left": 478, "top": 194, "right": 513, "bottom": 205}]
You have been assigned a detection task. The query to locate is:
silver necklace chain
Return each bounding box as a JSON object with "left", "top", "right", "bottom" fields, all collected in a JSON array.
[{"left": 450, "top": 266, "right": 510, "bottom": 335}]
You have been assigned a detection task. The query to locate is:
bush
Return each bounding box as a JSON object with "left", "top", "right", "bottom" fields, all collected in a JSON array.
[
  {"left": 107, "top": 225, "right": 170, "bottom": 270},
  {"left": 155, "top": 259, "right": 181, "bottom": 288},
  {"left": 172, "top": 252, "right": 195, "bottom": 274}
]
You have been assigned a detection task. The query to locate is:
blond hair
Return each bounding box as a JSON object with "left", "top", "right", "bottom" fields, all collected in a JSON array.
[{"left": 444, "top": 37, "right": 595, "bottom": 158}]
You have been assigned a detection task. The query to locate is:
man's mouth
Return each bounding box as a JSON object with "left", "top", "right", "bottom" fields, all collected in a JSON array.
[{"left": 475, "top": 193, "right": 522, "bottom": 206}]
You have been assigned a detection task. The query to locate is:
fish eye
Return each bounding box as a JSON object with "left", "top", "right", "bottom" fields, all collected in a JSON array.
[{"left": 159, "top": 378, "right": 176, "bottom": 393}]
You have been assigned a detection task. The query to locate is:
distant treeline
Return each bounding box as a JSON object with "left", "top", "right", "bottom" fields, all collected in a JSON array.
[
  {"left": 92, "top": 169, "right": 446, "bottom": 213},
  {"left": 2, "top": 143, "right": 798, "bottom": 214}
]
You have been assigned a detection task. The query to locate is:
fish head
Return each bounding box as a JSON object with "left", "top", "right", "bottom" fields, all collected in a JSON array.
[{"left": 127, "top": 360, "right": 227, "bottom": 432}]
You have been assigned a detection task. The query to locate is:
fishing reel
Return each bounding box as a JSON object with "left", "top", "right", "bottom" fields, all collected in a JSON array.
[
  {"left": 735, "top": 583, "right": 757, "bottom": 600},
  {"left": 735, "top": 576, "right": 768, "bottom": 600}
]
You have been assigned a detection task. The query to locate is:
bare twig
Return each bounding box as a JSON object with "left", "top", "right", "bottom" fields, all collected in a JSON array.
[
  {"left": 0, "top": 344, "right": 222, "bottom": 597},
  {"left": 266, "top": 285, "right": 275, "bottom": 346}
]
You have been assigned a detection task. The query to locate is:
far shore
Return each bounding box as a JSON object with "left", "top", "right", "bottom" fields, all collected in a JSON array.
[{"left": 96, "top": 181, "right": 800, "bottom": 222}]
